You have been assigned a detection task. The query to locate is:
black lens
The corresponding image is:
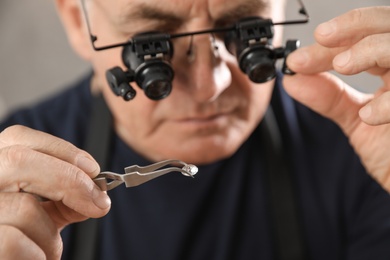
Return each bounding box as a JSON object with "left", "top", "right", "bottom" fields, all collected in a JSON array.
[
  {"left": 136, "top": 61, "right": 174, "bottom": 100},
  {"left": 144, "top": 79, "right": 172, "bottom": 100},
  {"left": 239, "top": 47, "right": 276, "bottom": 83},
  {"left": 247, "top": 59, "right": 276, "bottom": 83}
]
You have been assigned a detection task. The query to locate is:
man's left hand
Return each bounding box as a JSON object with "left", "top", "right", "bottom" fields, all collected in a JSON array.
[{"left": 283, "top": 6, "right": 390, "bottom": 192}]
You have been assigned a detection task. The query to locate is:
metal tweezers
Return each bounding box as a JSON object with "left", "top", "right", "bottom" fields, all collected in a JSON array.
[{"left": 93, "top": 159, "right": 198, "bottom": 191}]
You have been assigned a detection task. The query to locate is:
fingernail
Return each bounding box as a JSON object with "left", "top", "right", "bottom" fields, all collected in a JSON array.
[
  {"left": 77, "top": 156, "right": 99, "bottom": 174},
  {"left": 359, "top": 105, "right": 372, "bottom": 120},
  {"left": 289, "top": 49, "right": 309, "bottom": 66},
  {"left": 334, "top": 50, "right": 351, "bottom": 68},
  {"left": 317, "top": 21, "right": 335, "bottom": 37},
  {"left": 92, "top": 187, "right": 111, "bottom": 209}
]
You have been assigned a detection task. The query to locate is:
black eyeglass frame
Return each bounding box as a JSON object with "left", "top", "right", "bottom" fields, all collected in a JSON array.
[
  {"left": 80, "top": 0, "right": 310, "bottom": 52},
  {"left": 80, "top": 0, "right": 310, "bottom": 101}
]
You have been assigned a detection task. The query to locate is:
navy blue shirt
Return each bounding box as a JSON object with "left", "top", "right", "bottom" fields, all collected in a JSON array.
[{"left": 1, "top": 73, "right": 390, "bottom": 260}]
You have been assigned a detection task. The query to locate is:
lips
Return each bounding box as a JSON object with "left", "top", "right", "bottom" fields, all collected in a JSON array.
[
  {"left": 167, "top": 99, "right": 242, "bottom": 130},
  {"left": 175, "top": 109, "right": 234, "bottom": 122},
  {"left": 170, "top": 111, "right": 237, "bottom": 135}
]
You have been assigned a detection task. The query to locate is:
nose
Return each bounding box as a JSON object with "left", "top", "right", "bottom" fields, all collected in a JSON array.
[{"left": 173, "top": 35, "right": 232, "bottom": 103}]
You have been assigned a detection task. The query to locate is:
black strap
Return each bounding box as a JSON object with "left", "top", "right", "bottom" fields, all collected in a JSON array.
[
  {"left": 261, "top": 107, "right": 307, "bottom": 260},
  {"left": 69, "top": 94, "right": 112, "bottom": 260}
]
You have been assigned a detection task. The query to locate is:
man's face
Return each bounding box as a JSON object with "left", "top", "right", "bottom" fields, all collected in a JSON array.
[{"left": 83, "top": 0, "right": 281, "bottom": 164}]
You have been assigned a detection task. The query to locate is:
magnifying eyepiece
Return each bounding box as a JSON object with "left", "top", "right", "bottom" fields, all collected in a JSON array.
[
  {"left": 224, "top": 17, "right": 278, "bottom": 84},
  {"left": 224, "top": 17, "right": 300, "bottom": 84},
  {"left": 136, "top": 61, "right": 174, "bottom": 100},
  {"left": 239, "top": 46, "right": 276, "bottom": 83},
  {"left": 107, "top": 32, "right": 174, "bottom": 101}
]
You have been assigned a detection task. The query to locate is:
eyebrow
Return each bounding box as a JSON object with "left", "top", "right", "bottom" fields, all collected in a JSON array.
[
  {"left": 215, "top": 0, "right": 269, "bottom": 26},
  {"left": 119, "top": 0, "right": 269, "bottom": 29}
]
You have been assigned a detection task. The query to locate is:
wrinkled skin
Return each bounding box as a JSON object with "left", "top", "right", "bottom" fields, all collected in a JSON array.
[
  {"left": 0, "top": 125, "right": 110, "bottom": 259},
  {"left": 284, "top": 6, "right": 390, "bottom": 192}
]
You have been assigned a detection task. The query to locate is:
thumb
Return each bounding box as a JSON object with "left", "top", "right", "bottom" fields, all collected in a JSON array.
[
  {"left": 283, "top": 72, "right": 371, "bottom": 136},
  {"left": 359, "top": 90, "right": 390, "bottom": 126}
]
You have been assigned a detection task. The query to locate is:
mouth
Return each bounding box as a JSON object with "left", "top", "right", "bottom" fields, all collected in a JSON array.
[
  {"left": 180, "top": 113, "right": 227, "bottom": 122},
  {"left": 173, "top": 111, "right": 235, "bottom": 130}
]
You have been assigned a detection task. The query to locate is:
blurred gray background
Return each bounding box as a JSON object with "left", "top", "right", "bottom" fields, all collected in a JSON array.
[{"left": 0, "top": 0, "right": 388, "bottom": 120}]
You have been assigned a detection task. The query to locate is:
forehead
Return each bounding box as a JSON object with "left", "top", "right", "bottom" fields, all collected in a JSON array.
[{"left": 99, "top": 0, "right": 271, "bottom": 24}]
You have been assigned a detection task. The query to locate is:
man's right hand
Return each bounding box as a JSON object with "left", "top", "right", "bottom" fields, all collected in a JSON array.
[{"left": 0, "top": 125, "right": 111, "bottom": 259}]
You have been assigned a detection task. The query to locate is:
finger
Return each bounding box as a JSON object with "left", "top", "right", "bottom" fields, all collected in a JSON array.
[
  {"left": 0, "top": 125, "right": 100, "bottom": 177},
  {"left": 0, "top": 145, "right": 111, "bottom": 218},
  {"left": 359, "top": 91, "right": 390, "bottom": 125},
  {"left": 333, "top": 33, "right": 390, "bottom": 75},
  {"left": 286, "top": 44, "right": 347, "bottom": 74},
  {"left": 0, "top": 224, "right": 45, "bottom": 260},
  {"left": 283, "top": 72, "right": 371, "bottom": 135},
  {"left": 315, "top": 6, "right": 390, "bottom": 48},
  {"left": 367, "top": 67, "right": 389, "bottom": 77},
  {"left": 41, "top": 200, "right": 89, "bottom": 228},
  {"left": 0, "top": 193, "right": 62, "bottom": 259}
]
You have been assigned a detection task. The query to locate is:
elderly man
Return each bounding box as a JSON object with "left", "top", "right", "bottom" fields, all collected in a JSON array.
[{"left": 0, "top": 0, "right": 390, "bottom": 259}]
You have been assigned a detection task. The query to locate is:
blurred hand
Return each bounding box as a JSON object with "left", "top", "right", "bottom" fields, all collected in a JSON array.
[
  {"left": 0, "top": 125, "right": 111, "bottom": 259},
  {"left": 283, "top": 6, "right": 390, "bottom": 192}
]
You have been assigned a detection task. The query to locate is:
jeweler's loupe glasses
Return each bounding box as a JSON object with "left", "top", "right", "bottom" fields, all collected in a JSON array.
[{"left": 81, "top": 0, "right": 309, "bottom": 101}]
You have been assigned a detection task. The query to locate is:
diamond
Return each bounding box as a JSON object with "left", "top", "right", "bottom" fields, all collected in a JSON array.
[{"left": 182, "top": 164, "right": 198, "bottom": 177}]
